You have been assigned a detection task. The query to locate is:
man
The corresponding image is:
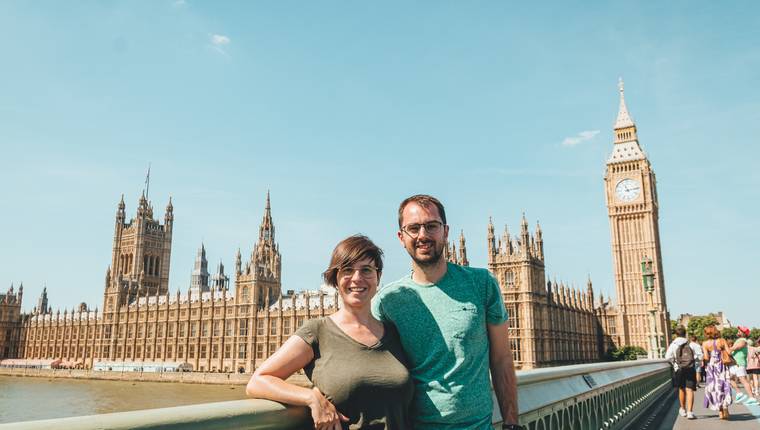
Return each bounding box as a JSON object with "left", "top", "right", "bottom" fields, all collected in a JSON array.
[
  {"left": 689, "top": 335, "right": 704, "bottom": 387},
  {"left": 372, "top": 194, "right": 520, "bottom": 430},
  {"left": 665, "top": 326, "right": 699, "bottom": 420},
  {"left": 729, "top": 325, "right": 759, "bottom": 405}
]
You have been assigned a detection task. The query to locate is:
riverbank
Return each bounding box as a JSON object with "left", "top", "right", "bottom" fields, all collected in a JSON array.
[{"left": 0, "top": 367, "right": 310, "bottom": 386}]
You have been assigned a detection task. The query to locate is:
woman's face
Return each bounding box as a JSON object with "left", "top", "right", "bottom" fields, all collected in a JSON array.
[{"left": 336, "top": 257, "right": 380, "bottom": 308}]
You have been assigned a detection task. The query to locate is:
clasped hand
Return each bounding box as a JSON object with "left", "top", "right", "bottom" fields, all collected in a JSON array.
[{"left": 308, "top": 387, "right": 349, "bottom": 430}]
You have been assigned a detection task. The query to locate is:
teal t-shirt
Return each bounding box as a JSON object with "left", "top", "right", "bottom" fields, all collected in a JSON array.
[{"left": 372, "top": 263, "right": 509, "bottom": 430}]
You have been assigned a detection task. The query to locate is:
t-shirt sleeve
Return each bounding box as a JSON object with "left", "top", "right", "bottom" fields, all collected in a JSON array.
[
  {"left": 371, "top": 293, "right": 387, "bottom": 322},
  {"left": 484, "top": 272, "right": 508, "bottom": 325},
  {"left": 293, "top": 318, "right": 319, "bottom": 352}
]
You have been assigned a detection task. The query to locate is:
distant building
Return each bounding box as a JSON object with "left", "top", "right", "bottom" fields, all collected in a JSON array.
[
  {"left": 603, "top": 79, "right": 671, "bottom": 353},
  {"left": 0, "top": 284, "right": 23, "bottom": 359},
  {"left": 14, "top": 192, "right": 340, "bottom": 373},
  {"left": 678, "top": 312, "right": 731, "bottom": 331},
  {"left": 487, "top": 215, "right": 599, "bottom": 369}
]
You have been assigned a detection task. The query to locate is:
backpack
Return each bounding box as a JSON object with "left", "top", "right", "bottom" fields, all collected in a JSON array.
[{"left": 676, "top": 343, "right": 695, "bottom": 369}]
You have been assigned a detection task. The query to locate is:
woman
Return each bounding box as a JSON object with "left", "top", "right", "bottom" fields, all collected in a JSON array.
[
  {"left": 749, "top": 337, "right": 760, "bottom": 397},
  {"left": 729, "top": 326, "right": 758, "bottom": 405},
  {"left": 702, "top": 325, "right": 732, "bottom": 419},
  {"left": 246, "top": 235, "right": 413, "bottom": 430}
]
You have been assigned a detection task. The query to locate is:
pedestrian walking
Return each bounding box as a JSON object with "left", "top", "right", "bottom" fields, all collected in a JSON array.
[
  {"left": 690, "top": 335, "right": 704, "bottom": 387},
  {"left": 729, "top": 325, "right": 758, "bottom": 406},
  {"left": 748, "top": 337, "right": 760, "bottom": 397},
  {"left": 701, "top": 324, "right": 733, "bottom": 419},
  {"left": 665, "top": 326, "right": 700, "bottom": 420}
]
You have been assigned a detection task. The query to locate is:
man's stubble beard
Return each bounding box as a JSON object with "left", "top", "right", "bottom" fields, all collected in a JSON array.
[{"left": 409, "top": 239, "right": 445, "bottom": 268}]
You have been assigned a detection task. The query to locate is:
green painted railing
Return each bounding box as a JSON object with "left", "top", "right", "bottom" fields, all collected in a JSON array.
[{"left": 2, "top": 359, "right": 671, "bottom": 430}]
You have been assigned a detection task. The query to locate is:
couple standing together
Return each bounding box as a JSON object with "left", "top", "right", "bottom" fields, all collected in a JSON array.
[{"left": 246, "top": 195, "right": 520, "bottom": 430}]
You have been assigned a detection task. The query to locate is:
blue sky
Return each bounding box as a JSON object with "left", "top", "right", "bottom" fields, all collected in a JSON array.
[{"left": 1, "top": 2, "right": 758, "bottom": 327}]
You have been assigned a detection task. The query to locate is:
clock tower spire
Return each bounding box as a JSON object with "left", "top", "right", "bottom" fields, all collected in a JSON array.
[{"left": 604, "top": 79, "right": 670, "bottom": 355}]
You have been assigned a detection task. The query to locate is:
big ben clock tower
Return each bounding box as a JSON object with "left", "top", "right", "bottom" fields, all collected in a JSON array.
[{"left": 605, "top": 79, "right": 670, "bottom": 354}]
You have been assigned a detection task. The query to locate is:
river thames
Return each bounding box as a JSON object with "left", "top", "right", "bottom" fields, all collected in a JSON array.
[{"left": 0, "top": 376, "right": 248, "bottom": 424}]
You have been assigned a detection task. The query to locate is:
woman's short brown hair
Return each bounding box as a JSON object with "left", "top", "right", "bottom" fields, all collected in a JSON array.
[
  {"left": 704, "top": 325, "right": 720, "bottom": 340},
  {"left": 323, "top": 235, "right": 384, "bottom": 287}
]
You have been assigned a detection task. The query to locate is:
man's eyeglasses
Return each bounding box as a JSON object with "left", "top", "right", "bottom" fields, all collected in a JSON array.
[
  {"left": 338, "top": 265, "right": 379, "bottom": 280},
  {"left": 401, "top": 221, "right": 444, "bottom": 238}
]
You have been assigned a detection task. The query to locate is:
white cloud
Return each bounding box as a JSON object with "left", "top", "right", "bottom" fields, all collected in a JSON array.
[
  {"left": 172, "top": 0, "right": 186, "bottom": 7},
  {"left": 211, "top": 34, "right": 230, "bottom": 46},
  {"left": 562, "top": 130, "right": 600, "bottom": 147}
]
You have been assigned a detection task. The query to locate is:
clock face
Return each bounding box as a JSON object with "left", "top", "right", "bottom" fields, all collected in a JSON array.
[{"left": 615, "top": 179, "right": 641, "bottom": 202}]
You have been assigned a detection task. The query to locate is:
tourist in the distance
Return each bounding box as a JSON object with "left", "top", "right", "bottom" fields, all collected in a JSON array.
[
  {"left": 729, "top": 326, "right": 758, "bottom": 406},
  {"left": 665, "top": 326, "right": 699, "bottom": 420},
  {"left": 701, "top": 325, "right": 733, "bottom": 419},
  {"left": 246, "top": 235, "right": 413, "bottom": 429},
  {"left": 748, "top": 336, "right": 760, "bottom": 397},
  {"left": 689, "top": 335, "right": 704, "bottom": 387}
]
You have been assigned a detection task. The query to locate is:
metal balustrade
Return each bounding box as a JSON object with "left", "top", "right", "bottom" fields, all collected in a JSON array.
[{"left": 2, "top": 359, "right": 671, "bottom": 430}]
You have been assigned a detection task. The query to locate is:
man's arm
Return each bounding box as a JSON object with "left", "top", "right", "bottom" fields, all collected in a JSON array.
[
  {"left": 730, "top": 338, "right": 746, "bottom": 352},
  {"left": 488, "top": 320, "right": 519, "bottom": 425}
]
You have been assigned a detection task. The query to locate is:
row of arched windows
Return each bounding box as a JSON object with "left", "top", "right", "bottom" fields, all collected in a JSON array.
[
  {"left": 120, "top": 254, "right": 134, "bottom": 275},
  {"left": 120, "top": 253, "right": 161, "bottom": 276},
  {"left": 143, "top": 255, "right": 161, "bottom": 277}
]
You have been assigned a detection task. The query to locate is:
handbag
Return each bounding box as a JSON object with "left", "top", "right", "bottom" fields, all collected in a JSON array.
[{"left": 719, "top": 340, "right": 736, "bottom": 366}]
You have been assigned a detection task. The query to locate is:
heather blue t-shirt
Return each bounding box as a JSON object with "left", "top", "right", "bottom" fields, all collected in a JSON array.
[{"left": 372, "top": 263, "right": 509, "bottom": 430}]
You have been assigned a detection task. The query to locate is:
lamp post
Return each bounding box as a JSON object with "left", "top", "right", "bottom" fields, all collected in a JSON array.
[{"left": 641, "top": 256, "right": 663, "bottom": 359}]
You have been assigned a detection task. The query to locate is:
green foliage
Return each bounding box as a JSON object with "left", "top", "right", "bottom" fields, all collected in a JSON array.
[
  {"left": 687, "top": 316, "right": 719, "bottom": 343},
  {"left": 722, "top": 327, "right": 738, "bottom": 341},
  {"left": 670, "top": 320, "right": 678, "bottom": 335},
  {"left": 605, "top": 345, "right": 648, "bottom": 361},
  {"left": 750, "top": 328, "right": 760, "bottom": 341}
]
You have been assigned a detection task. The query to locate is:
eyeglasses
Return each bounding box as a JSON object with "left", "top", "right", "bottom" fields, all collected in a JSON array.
[
  {"left": 401, "top": 221, "right": 444, "bottom": 238},
  {"left": 338, "top": 265, "right": 379, "bottom": 280}
]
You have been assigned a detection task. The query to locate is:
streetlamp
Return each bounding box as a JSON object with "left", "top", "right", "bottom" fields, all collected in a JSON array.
[{"left": 641, "top": 256, "right": 663, "bottom": 359}]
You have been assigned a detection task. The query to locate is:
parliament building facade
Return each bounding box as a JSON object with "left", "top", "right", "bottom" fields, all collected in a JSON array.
[{"left": 0, "top": 82, "right": 669, "bottom": 371}]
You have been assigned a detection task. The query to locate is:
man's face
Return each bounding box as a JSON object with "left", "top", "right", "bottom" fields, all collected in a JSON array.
[{"left": 397, "top": 202, "right": 448, "bottom": 267}]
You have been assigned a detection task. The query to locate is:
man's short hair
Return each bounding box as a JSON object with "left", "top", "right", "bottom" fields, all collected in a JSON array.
[
  {"left": 323, "top": 235, "right": 384, "bottom": 287},
  {"left": 398, "top": 194, "right": 447, "bottom": 228},
  {"left": 675, "top": 326, "right": 686, "bottom": 337}
]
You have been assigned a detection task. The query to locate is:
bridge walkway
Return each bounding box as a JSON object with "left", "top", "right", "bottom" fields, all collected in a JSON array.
[{"left": 653, "top": 384, "right": 760, "bottom": 429}]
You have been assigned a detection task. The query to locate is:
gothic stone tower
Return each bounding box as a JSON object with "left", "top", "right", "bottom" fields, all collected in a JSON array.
[
  {"left": 103, "top": 194, "right": 173, "bottom": 313},
  {"left": 235, "top": 192, "right": 282, "bottom": 309},
  {"left": 487, "top": 214, "right": 546, "bottom": 369},
  {"left": 604, "top": 79, "right": 670, "bottom": 351}
]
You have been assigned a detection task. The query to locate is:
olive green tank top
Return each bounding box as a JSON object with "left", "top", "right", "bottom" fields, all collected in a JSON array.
[{"left": 295, "top": 317, "right": 413, "bottom": 430}]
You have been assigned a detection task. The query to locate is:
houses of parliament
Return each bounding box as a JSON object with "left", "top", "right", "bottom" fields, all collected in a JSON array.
[{"left": 0, "top": 82, "right": 670, "bottom": 371}]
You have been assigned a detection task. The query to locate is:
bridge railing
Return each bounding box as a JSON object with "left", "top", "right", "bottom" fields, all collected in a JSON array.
[{"left": 2, "top": 359, "right": 672, "bottom": 430}]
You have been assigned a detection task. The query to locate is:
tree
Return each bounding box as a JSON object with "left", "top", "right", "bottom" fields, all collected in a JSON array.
[
  {"left": 687, "top": 316, "right": 719, "bottom": 343},
  {"left": 750, "top": 328, "right": 760, "bottom": 341},
  {"left": 722, "top": 327, "right": 738, "bottom": 341},
  {"left": 670, "top": 320, "right": 679, "bottom": 336},
  {"left": 605, "top": 345, "right": 648, "bottom": 361}
]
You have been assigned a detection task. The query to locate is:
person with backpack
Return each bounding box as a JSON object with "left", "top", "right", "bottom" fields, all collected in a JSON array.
[{"left": 665, "top": 326, "right": 700, "bottom": 419}]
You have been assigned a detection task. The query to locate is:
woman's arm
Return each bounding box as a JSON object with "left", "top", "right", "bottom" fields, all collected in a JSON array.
[{"left": 246, "top": 336, "right": 347, "bottom": 430}]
